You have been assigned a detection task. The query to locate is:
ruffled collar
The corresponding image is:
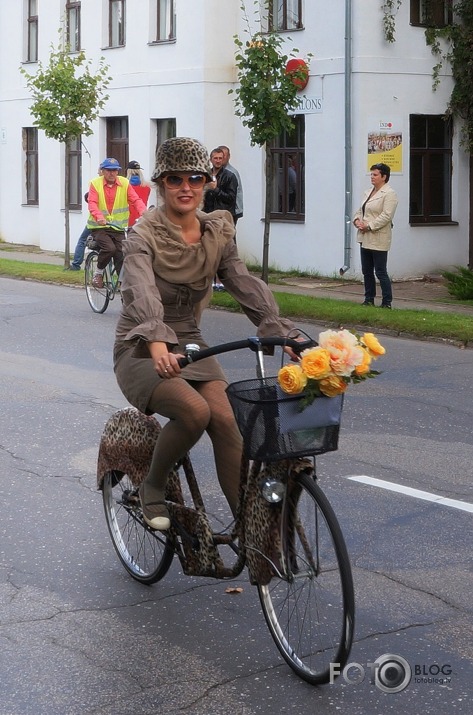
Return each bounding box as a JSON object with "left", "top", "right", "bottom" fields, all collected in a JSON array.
[{"left": 131, "top": 208, "right": 234, "bottom": 291}]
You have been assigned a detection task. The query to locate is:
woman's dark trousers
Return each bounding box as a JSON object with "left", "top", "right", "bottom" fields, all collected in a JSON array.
[{"left": 360, "top": 246, "right": 392, "bottom": 306}]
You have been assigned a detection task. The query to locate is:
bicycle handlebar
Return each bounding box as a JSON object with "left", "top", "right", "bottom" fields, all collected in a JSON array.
[
  {"left": 177, "top": 335, "right": 316, "bottom": 368},
  {"left": 105, "top": 222, "right": 125, "bottom": 231}
]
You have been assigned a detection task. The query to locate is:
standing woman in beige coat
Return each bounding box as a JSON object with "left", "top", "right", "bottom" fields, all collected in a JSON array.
[{"left": 353, "top": 163, "right": 398, "bottom": 308}]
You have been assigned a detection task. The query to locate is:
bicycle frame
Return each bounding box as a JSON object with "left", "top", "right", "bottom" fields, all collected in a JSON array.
[
  {"left": 103, "top": 260, "right": 120, "bottom": 299},
  {"left": 102, "top": 418, "right": 316, "bottom": 582}
]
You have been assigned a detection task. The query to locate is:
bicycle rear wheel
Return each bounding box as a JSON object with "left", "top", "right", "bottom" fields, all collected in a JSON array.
[
  {"left": 258, "top": 472, "right": 355, "bottom": 685},
  {"left": 85, "top": 251, "right": 110, "bottom": 313},
  {"left": 102, "top": 471, "right": 174, "bottom": 584}
]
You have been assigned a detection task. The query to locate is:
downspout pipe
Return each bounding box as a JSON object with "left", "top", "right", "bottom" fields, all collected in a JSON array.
[{"left": 340, "top": 0, "right": 352, "bottom": 275}]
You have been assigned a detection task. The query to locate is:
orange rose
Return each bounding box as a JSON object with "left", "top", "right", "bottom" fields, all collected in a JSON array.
[
  {"left": 360, "top": 333, "right": 386, "bottom": 358},
  {"left": 300, "top": 347, "right": 332, "bottom": 380},
  {"left": 318, "top": 375, "right": 348, "bottom": 397},
  {"left": 354, "top": 347, "right": 372, "bottom": 376},
  {"left": 278, "top": 364, "right": 308, "bottom": 394}
]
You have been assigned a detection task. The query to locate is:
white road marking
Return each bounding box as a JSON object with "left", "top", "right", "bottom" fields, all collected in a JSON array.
[{"left": 346, "top": 475, "right": 473, "bottom": 514}]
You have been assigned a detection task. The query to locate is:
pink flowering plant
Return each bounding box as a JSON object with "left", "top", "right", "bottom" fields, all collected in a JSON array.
[{"left": 278, "top": 329, "right": 386, "bottom": 406}]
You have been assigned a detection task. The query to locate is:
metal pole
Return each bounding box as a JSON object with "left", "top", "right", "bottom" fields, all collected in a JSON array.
[{"left": 340, "top": 0, "right": 353, "bottom": 275}]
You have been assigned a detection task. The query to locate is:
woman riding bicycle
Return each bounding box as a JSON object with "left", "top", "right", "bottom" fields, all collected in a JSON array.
[{"left": 113, "top": 137, "right": 300, "bottom": 531}]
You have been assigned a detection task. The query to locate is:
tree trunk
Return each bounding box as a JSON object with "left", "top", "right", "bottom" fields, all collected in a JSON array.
[
  {"left": 468, "top": 154, "right": 473, "bottom": 271},
  {"left": 64, "top": 141, "right": 71, "bottom": 268},
  {"left": 261, "top": 146, "right": 273, "bottom": 284}
]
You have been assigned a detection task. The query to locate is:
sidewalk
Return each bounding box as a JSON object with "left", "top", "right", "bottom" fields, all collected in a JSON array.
[{"left": 1, "top": 242, "right": 472, "bottom": 315}]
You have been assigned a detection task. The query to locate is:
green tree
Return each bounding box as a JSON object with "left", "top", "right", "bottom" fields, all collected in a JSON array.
[
  {"left": 230, "top": 3, "right": 309, "bottom": 283},
  {"left": 20, "top": 35, "right": 111, "bottom": 267}
]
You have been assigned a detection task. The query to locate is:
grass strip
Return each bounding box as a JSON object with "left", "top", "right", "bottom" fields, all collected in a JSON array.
[
  {"left": 0, "top": 259, "right": 83, "bottom": 285},
  {"left": 210, "top": 290, "right": 473, "bottom": 345},
  {"left": 1, "top": 258, "right": 472, "bottom": 345}
]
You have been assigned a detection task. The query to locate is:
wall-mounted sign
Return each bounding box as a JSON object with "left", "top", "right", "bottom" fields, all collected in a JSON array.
[
  {"left": 293, "top": 95, "right": 323, "bottom": 115},
  {"left": 367, "top": 118, "right": 403, "bottom": 173}
]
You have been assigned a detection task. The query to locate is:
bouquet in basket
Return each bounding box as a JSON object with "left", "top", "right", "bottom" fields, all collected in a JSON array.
[{"left": 278, "top": 329, "right": 385, "bottom": 407}]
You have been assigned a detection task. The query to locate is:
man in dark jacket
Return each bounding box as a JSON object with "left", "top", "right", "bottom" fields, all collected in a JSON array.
[
  {"left": 203, "top": 148, "right": 238, "bottom": 221},
  {"left": 203, "top": 147, "right": 238, "bottom": 291},
  {"left": 218, "top": 145, "right": 243, "bottom": 223}
]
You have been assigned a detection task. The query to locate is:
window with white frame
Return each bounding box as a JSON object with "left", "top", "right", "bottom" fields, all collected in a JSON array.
[
  {"left": 66, "top": 1, "right": 81, "bottom": 52},
  {"left": 109, "top": 0, "right": 125, "bottom": 47},
  {"left": 409, "top": 114, "right": 453, "bottom": 223},
  {"left": 270, "top": 115, "right": 305, "bottom": 220},
  {"left": 261, "top": 0, "right": 303, "bottom": 32},
  {"left": 23, "top": 128, "right": 39, "bottom": 205},
  {"left": 67, "top": 137, "right": 82, "bottom": 209},
  {"left": 26, "top": 0, "right": 38, "bottom": 62},
  {"left": 156, "top": 0, "right": 175, "bottom": 41},
  {"left": 410, "top": 0, "right": 452, "bottom": 27}
]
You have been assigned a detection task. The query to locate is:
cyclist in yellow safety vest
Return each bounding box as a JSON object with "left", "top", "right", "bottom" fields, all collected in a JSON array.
[{"left": 87, "top": 157, "right": 147, "bottom": 289}]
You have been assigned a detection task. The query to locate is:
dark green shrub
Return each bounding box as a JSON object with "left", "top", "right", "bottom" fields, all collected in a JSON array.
[{"left": 443, "top": 266, "right": 473, "bottom": 299}]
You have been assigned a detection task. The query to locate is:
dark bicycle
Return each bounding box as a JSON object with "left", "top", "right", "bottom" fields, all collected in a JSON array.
[
  {"left": 97, "top": 336, "right": 355, "bottom": 685},
  {"left": 84, "top": 235, "right": 121, "bottom": 313}
]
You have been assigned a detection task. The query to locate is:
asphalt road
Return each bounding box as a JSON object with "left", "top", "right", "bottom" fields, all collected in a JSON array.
[{"left": 0, "top": 277, "right": 472, "bottom": 715}]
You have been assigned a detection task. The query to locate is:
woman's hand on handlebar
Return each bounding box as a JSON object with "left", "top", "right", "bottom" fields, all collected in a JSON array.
[
  {"left": 157, "top": 352, "right": 185, "bottom": 378},
  {"left": 284, "top": 345, "right": 301, "bottom": 362},
  {"left": 283, "top": 335, "right": 313, "bottom": 362},
  {"left": 148, "top": 341, "right": 185, "bottom": 379}
]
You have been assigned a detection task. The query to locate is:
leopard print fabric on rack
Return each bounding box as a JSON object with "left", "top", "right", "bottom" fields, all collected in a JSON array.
[{"left": 97, "top": 407, "right": 161, "bottom": 489}]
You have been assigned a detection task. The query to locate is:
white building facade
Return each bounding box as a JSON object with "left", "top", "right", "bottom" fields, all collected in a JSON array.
[{"left": 0, "top": 0, "right": 468, "bottom": 279}]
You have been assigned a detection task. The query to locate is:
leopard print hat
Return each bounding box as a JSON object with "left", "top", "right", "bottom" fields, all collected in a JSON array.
[{"left": 151, "top": 137, "right": 213, "bottom": 182}]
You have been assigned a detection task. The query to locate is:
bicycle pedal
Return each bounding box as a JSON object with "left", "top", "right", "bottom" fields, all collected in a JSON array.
[{"left": 122, "top": 489, "right": 140, "bottom": 506}]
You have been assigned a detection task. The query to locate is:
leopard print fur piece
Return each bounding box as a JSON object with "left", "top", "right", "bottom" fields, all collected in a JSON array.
[
  {"left": 243, "top": 458, "right": 313, "bottom": 585},
  {"left": 96, "top": 407, "right": 161, "bottom": 490},
  {"left": 168, "top": 503, "right": 225, "bottom": 577},
  {"left": 97, "top": 408, "right": 229, "bottom": 578}
]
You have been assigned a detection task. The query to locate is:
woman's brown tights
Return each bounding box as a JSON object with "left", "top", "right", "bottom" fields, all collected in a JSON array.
[{"left": 142, "top": 378, "right": 243, "bottom": 515}]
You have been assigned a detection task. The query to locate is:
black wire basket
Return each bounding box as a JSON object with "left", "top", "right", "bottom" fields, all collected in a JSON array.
[{"left": 226, "top": 376, "right": 343, "bottom": 461}]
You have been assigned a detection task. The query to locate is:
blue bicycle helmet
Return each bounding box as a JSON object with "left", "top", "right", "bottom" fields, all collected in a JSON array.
[{"left": 100, "top": 157, "right": 121, "bottom": 170}]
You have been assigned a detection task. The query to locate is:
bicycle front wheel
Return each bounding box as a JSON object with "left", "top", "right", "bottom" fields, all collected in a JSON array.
[
  {"left": 102, "top": 471, "right": 174, "bottom": 584},
  {"left": 258, "top": 473, "right": 355, "bottom": 685},
  {"left": 85, "top": 251, "right": 110, "bottom": 313}
]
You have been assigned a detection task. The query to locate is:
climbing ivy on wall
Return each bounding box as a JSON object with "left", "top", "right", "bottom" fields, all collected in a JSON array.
[{"left": 382, "top": 0, "right": 403, "bottom": 42}]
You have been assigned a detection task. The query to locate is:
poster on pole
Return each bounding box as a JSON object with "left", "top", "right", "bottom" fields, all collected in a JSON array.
[{"left": 367, "top": 118, "right": 403, "bottom": 173}]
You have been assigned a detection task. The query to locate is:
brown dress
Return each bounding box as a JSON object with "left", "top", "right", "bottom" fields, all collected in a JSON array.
[{"left": 114, "top": 208, "right": 297, "bottom": 414}]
